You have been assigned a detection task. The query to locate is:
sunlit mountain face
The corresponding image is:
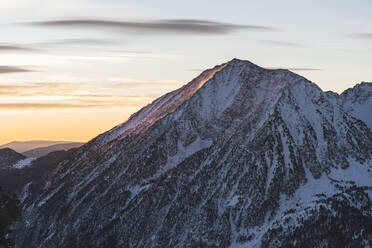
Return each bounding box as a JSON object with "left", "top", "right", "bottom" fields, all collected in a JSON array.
[{"left": 1, "top": 1, "right": 372, "bottom": 247}]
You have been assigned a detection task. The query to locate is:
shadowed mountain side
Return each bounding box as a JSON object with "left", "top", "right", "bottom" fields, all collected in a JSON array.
[{"left": 0, "top": 148, "right": 78, "bottom": 197}]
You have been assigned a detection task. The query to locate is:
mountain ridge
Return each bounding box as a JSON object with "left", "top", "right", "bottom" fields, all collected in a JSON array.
[{"left": 22, "top": 142, "right": 84, "bottom": 158}]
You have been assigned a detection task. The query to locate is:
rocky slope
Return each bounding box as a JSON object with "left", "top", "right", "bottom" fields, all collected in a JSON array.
[{"left": 16, "top": 59, "right": 372, "bottom": 247}]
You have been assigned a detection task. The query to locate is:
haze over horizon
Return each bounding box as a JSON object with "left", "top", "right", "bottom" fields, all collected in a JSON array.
[{"left": 1, "top": 0, "right": 372, "bottom": 144}]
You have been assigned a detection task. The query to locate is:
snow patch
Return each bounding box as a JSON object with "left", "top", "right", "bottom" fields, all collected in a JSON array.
[
  {"left": 165, "top": 137, "right": 212, "bottom": 170},
  {"left": 37, "top": 184, "right": 64, "bottom": 208},
  {"left": 227, "top": 195, "right": 240, "bottom": 207},
  {"left": 329, "top": 159, "right": 372, "bottom": 187},
  {"left": 150, "top": 137, "right": 212, "bottom": 180},
  {"left": 13, "top": 157, "right": 36, "bottom": 169}
]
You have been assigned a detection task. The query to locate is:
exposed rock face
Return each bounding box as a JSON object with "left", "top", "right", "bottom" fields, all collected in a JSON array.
[{"left": 16, "top": 59, "right": 372, "bottom": 247}]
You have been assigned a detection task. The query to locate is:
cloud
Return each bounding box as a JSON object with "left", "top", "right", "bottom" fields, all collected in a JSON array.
[
  {"left": 110, "top": 79, "right": 182, "bottom": 88},
  {"left": 0, "top": 97, "right": 157, "bottom": 110},
  {"left": 0, "top": 66, "right": 37, "bottom": 74},
  {"left": 42, "top": 39, "right": 119, "bottom": 46},
  {"left": 0, "top": 80, "right": 182, "bottom": 97},
  {"left": 350, "top": 33, "right": 372, "bottom": 39},
  {"left": 257, "top": 40, "right": 304, "bottom": 47},
  {"left": 0, "top": 39, "right": 119, "bottom": 55},
  {"left": 266, "top": 67, "right": 323, "bottom": 71},
  {"left": 0, "top": 80, "right": 182, "bottom": 110},
  {"left": 0, "top": 82, "right": 79, "bottom": 96},
  {"left": 28, "top": 18, "right": 276, "bottom": 35},
  {"left": 0, "top": 45, "right": 40, "bottom": 53}
]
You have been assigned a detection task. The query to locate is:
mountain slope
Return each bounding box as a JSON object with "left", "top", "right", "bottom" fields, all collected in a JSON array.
[
  {"left": 22, "top": 142, "right": 84, "bottom": 158},
  {"left": 17, "top": 59, "right": 372, "bottom": 247}
]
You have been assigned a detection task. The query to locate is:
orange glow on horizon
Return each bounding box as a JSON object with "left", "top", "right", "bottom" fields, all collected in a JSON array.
[
  {"left": 0, "top": 79, "right": 184, "bottom": 145},
  {"left": 0, "top": 105, "right": 149, "bottom": 145}
]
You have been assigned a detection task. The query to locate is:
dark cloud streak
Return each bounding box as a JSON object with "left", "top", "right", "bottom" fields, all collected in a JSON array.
[
  {"left": 0, "top": 45, "right": 40, "bottom": 53},
  {"left": 0, "top": 66, "right": 37, "bottom": 74},
  {"left": 350, "top": 33, "right": 372, "bottom": 39},
  {"left": 28, "top": 19, "right": 276, "bottom": 35}
]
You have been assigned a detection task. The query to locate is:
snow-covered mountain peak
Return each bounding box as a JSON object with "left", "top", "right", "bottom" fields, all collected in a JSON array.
[
  {"left": 227, "top": 57, "right": 264, "bottom": 68},
  {"left": 92, "top": 59, "right": 340, "bottom": 153},
  {"left": 341, "top": 82, "right": 372, "bottom": 131},
  {"left": 17, "top": 59, "right": 372, "bottom": 248},
  {"left": 93, "top": 61, "right": 229, "bottom": 146},
  {"left": 342, "top": 81, "right": 372, "bottom": 100}
]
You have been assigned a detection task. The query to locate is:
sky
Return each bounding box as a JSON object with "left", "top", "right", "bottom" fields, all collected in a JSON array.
[{"left": 1, "top": 0, "right": 372, "bottom": 144}]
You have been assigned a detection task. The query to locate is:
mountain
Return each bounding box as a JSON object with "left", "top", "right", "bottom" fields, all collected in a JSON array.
[
  {"left": 0, "top": 140, "right": 82, "bottom": 153},
  {"left": 16, "top": 59, "right": 372, "bottom": 247},
  {"left": 341, "top": 82, "right": 372, "bottom": 131},
  {"left": 22, "top": 142, "right": 84, "bottom": 158},
  {"left": 0, "top": 148, "right": 25, "bottom": 169}
]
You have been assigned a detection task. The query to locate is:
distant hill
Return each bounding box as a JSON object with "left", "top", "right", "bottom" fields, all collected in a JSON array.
[
  {"left": 0, "top": 148, "right": 25, "bottom": 169},
  {"left": 0, "top": 140, "right": 83, "bottom": 153},
  {"left": 0, "top": 147, "right": 78, "bottom": 196},
  {"left": 22, "top": 142, "right": 84, "bottom": 158}
]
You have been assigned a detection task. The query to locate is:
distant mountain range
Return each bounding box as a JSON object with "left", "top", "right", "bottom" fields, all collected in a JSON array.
[
  {"left": 0, "top": 140, "right": 84, "bottom": 155},
  {"left": 21, "top": 143, "right": 84, "bottom": 158}
]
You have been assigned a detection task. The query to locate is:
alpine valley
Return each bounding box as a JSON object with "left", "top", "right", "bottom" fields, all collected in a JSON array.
[{"left": 8, "top": 59, "right": 372, "bottom": 247}]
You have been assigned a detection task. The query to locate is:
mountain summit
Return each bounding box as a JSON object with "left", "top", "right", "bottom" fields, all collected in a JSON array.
[
  {"left": 341, "top": 81, "right": 372, "bottom": 131},
  {"left": 18, "top": 59, "right": 372, "bottom": 247}
]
